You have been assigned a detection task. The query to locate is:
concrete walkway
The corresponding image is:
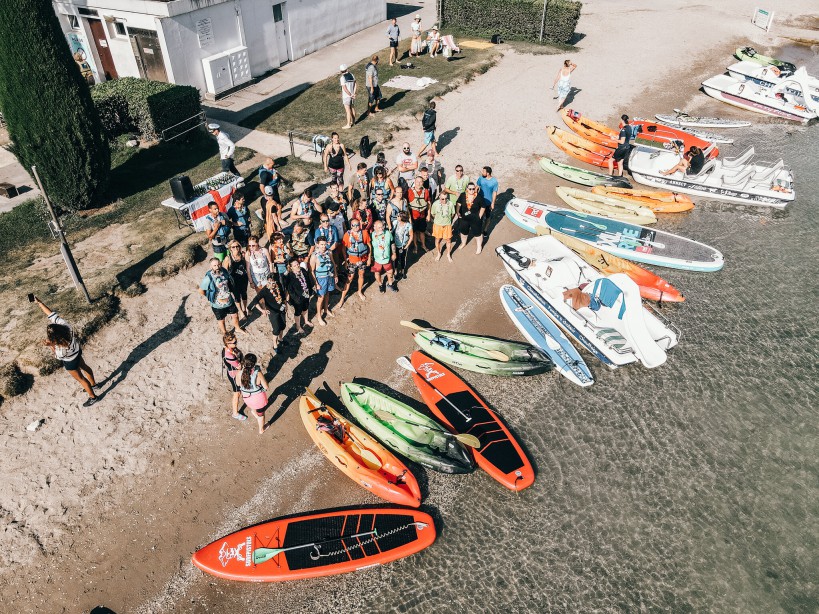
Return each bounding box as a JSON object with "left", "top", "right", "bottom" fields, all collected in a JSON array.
[{"left": 0, "top": 147, "right": 40, "bottom": 213}]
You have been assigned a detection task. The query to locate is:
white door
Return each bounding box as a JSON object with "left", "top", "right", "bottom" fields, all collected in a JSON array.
[{"left": 272, "top": 3, "right": 291, "bottom": 63}]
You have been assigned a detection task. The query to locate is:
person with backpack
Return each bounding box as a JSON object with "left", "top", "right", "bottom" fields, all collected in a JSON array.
[
  {"left": 258, "top": 158, "right": 280, "bottom": 204},
  {"left": 227, "top": 192, "right": 252, "bottom": 246},
  {"left": 365, "top": 55, "right": 382, "bottom": 116},
  {"left": 339, "top": 64, "right": 357, "bottom": 129},
  {"left": 418, "top": 101, "right": 438, "bottom": 157},
  {"left": 199, "top": 257, "right": 246, "bottom": 335}
]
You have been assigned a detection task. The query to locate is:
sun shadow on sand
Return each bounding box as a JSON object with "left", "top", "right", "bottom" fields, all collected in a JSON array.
[
  {"left": 265, "top": 339, "right": 333, "bottom": 424},
  {"left": 484, "top": 187, "right": 516, "bottom": 239},
  {"left": 561, "top": 87, "right": 581, "bottom": 109},
  {"left": 98, "top": 296, "right": 191, "bottom": 395},
  {"left": 436, "top": 126, "right": 460, "bottom": 152}
]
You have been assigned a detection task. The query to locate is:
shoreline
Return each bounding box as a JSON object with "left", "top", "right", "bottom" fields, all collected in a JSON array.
[{"left": 2, "top": 2, "right": 817, "bottom": 612}]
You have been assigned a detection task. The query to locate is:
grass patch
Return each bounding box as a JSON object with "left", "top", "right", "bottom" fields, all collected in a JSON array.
[{"left": 241, "top": 40, "right": 502, "bottom": 149}]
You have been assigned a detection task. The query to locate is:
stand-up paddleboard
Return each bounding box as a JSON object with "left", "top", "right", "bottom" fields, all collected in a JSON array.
[
  {"left": 506, "top": 196, "right": 558, "bottom": 233},
  {"left": 192, "top": 508, "right": 435, "bottom": 582},
  {"left": 539, "top": 157, "right": 632, "bottom": 188},
  {"left": 655, "top": 109, "right": 751, "bottom": 129},
  {"left": 406, "top": 351, "right": 536, "bottom": 490},
  {"left": 543, "top": 209, "right": 724, "bottom": 272},
  {"left": 499, "top": 285, "right": 594, "bottom": 387}
]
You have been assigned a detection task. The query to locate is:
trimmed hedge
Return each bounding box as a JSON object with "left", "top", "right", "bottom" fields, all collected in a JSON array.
[
  {"left": 441, "top": 0, "right": 582, "bottom": 45},
  {"left": 91, "top": 77, "right": 201, "bottom": 140}
]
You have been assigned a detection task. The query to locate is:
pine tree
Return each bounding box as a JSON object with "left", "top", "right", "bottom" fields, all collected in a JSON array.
[{"left": 0, "top": 0, "right": 110, "bottom": 211}]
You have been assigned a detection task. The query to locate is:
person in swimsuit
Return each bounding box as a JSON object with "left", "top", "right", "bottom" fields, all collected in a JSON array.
[
  {"left": 309, "top": 236, "right": 338, "bottom": 326},
  {"left": 34, "top": 296, "right": 98, "bottom": 407},
  {"left": 225, "top": 241, "right": 249, "bottom": 322},
  {"left": 454, "top": 182, "right": 487, "bottom": 255},
  {"left": 245, "top": 235, "right": 273, "bottom": 298},
  {"left": 392, "top": 210, "right": 413, "bottom": 280},
  {"left": 553, "top": 59, "right": 577, "bottom": 111},
  {"left": 660, "top": 145, "right": 705, "bottom": 176},
  {"left": 284, "top": 259, "right": 314, "bottom": 333},
  {"left": 256, "top": 273, "right": 288, "bottom": 353},
  {"left": 323, "top": 132, "right": 351, "bottom": 187},
  {"left": 289, "top": 221, "right": 313, "bottom": 263},
  {"left": 238, "top": 353, "right": 269, "bottom": 434},
  {"left": 338, "top": 218, "right": 372, "bottom": 308},
  {"left": 269, "top": 232, "right": 292, "bottom": 290},
  {"left": 221, "top": 331, "right": 246, "bottom": 421},
  {"left": 199, "top": 257, "right": 246, "bottom": 335}
]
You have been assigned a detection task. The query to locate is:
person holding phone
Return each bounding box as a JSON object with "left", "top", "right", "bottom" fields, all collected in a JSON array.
[{"left": 32, "top": 295, "right": 99, "bottom": 407}]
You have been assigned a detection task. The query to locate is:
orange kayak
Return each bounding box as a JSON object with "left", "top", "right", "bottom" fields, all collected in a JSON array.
[
  {"left": 632, "top": 120, "right": 719, "bottom": 158},
  {"left": 547, "top": 126, "right": 619, "bottom": 170},
  {"left": 537, "top": 226, "right": 685, "bottom": 303},
  {"left": 591, "top": 186, "right": 695, "bottom": 213},
  {"left": 561, "top": 108, "right": 619, "bottom": 148},
  {"left": 192, "top": 508, "right": 435, "bottom": 581},
  {"left": 409, "top": 351, "right": 535, "bottom": 491},
  {"left": 300, "top": 389, "right": 421, "bottom": 508}
]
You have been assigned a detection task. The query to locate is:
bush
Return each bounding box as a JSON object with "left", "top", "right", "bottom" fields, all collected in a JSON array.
[
  {"left": 0, "top": 361, "right": 32, "bottom": 400},
  {"left": 91, "top": 77, "right": 202, "bottom": 140},
  {"left": 0, "top": 0, "right": 111, "bottom": 212},
  {"left": 441, "top": 0, "right": 582, "bottom": 44}
]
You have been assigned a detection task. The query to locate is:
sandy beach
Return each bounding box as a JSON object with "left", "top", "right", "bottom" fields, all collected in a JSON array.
[{"left": 1, "top": 2, "right": 817, "bottom": 612}]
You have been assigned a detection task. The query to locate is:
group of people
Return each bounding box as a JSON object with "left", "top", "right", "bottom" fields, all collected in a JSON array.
[{"left": 196, "top": 141, "right": 500, "bottom": 430}]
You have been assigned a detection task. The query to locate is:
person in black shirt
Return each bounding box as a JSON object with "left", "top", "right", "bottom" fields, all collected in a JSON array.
[
  {"left": 284, "top": 259, "right": 315, "bottom": 333},
  {"left": 660, "top": 145, "right": 705, "bottom": 177}
]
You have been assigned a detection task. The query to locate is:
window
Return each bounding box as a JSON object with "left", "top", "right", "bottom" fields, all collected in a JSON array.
[
  {"left": 273, "top": 4, "right": 283, "bottom": 22},
  {"left": 114, "top": 22, "right": 126, "bottom": 36},
  {"left": 77, "top": 7, "right": 98, "bottom": 17},
  {"left": 68, "top": 14, "right": 80, "bottom": 29}
]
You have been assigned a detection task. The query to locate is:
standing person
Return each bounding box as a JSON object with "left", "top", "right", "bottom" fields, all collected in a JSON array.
[
  {"left": 395, "top": 142, "right": 418, "bottom": 192},
  {"left": 418, "top": 166, "right": 438, "bottom": 200},
  {"left": 444, "top": 164, "right": 470, "bottom": 207},
  {"left": 313, "top": 214, "right": 341, "bottom": 262},
  {"left": 263, "top": 186, "right": 282, "bottom": 242},
  {"left": 245, "top": 235, "right": 273, "bottom": 297},
  {"left": 237, "top": 354, "right": 269, "bottom": 435},
  {"left": 552, "top": 59, "right": 577, "bottom": 111},
  {"left": 225, "top": 240, "right": 250, "bottom": 322},
  {"left": 34, "top": 296, "right": 98, "bottom": 407},
  {"left": 387, "top": 17, "right": 400, "bottom": 66},
  {"left": 369, "top": 165, "right": 394, "bottom": 205},
  {"left": 338, "top": 219, "right": 372, "bottom": 308},
  {"left": 607, "top": 115, "right": 641, "bottom": 176},
  {"left": 269, "top": 232, "right": 292, "bottom": 289},
  {"left": 310, "top": 236, "right": 338, "bottom": 325},
  {"left": 365, "top": 55, "right": 382, "bottom": 116},
  {"left": 208, "top": 123, "right": 241, "bottom": 177},
  {"left": 339, "top": 65, "right": 357, "bottom": 129},
  {"left": 429, "top": 190, "right": 456, "bottom": 262},
  {"left": 371, "top": 220, "right": 397, "bottom": 293},
  {"left": 256, "top": 273, "right": 288, "bottom": 353},
  {"left": 454, "top": 183, "right": 487, "bottom": 255},
  {"left": 323, "top": 183, "right": 348, "bottom": 269},
  {"left": 290, "top": 188, "right": 319, "bottom": 231},
  {"left": 392, "top": 210, "right": 413, "bottom": 280},
  {"left": 423, "top": 149, "right": 444, "bottom": 188},
  {"left": 323, "top": 132, "right": 351, "bottom": 187},
  {"left": 407, "top": 176, "right": 430, "bottom": 253},
  {"left": 204, "top": 202, "right": 232, "bottom": 263},
  {"left": 258, "top": 158, "right": 281, "bottom": 204},
  {"left": 351, "top": 198, "right": 375, "bottom": 232},
  {"left": 387, "top": 184, "right": 408, "bottom": 231},
  {"left": 227, "top": 193, "right": 252, "bottom": 246},
  {"left": 199, "top": 258, "right": 246, "bottom": 335},
  {"left": 370, "top": 187, "right": 390, "bottom": 223},
  {"left": 289, "top": 221, "right": 313, "bottom": 263},
  {"left": 418, "top": 101, "right": 438, "bottom": 157},
  {"left": 476, "top": 166, "right": 499, "bottom": 236},
  {"left": 284, "top": 259, "right": 314, "bottom": 333},
  {"left": 349, "top": 162, "right": 370, "bottom": 204},
  {"left": 410, "top": 15, "right": 423, "bottom": 57},
  {"left": 221, "top": 332, "right": 246, "bottom": 421},
  {"left": 368, "top": 151, "right": 388, "bottom": 181}
]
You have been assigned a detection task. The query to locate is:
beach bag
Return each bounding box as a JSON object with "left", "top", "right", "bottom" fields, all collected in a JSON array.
[
  {"left": 442, "top": 46, "right": 452, "bottom": 58},
  {"left": 312, "top": 134, "right": 329, "bottom": 155},
  {"left": 359, "top": 135, "right": 372, "bottom": 158},
  {"left": 491, "top": 34, "right": 504, "bottom": 44}
]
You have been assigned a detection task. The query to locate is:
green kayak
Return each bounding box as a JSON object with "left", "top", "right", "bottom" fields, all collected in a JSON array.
[
  {"left": 340, "top": 383, "right": 475, "bottom": 474},
  {"left": 413, "top": 329, "right": 552, "bottom": 377},
  {"left": 735, "top": 46, "right": 795, "bottom": 76},
  {"left": 539, "top": 157, "right": 632, "bottom": 188}
]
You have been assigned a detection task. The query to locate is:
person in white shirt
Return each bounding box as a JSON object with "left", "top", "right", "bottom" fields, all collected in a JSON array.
[
  {"left": 395, "top": 142, "right": 418, "bottom": 191},
  {"left": 208, "top": 123, "right": 240, "bottom": 176},
  {"left": 339, "top": 64, "right": 357, "bottom": 129}
]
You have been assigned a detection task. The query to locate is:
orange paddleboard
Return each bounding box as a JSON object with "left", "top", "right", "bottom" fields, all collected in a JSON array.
[
  {"left": 561, "top": 109, "right": 619, "bottom": 148},
  {"left": 192, "top": 508, "right": 435, "bottom": 582},
  {"left": 547, "top": 126, "right": 619, "bottom": 169},
  {"left": 537, "top": 226, "right": 685, "bottom": 303},
  {"left": 591, "top": 186, "right": 695, "bottom": 213},
  {"left": 409, "top": 351, "right": 535, "bottom": 491},
  {"left": 300, "top": 390, "right": 421, "bottom": 508},
  {"left": 633, "top": 121, "right": 719, "bottom": 158}
]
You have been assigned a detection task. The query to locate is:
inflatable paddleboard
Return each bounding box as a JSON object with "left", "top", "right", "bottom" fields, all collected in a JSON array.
[{"left": 539, "top": 157, "right": 632, "bottom": 188}]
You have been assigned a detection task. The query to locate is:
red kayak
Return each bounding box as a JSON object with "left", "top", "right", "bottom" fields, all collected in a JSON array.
[
  {"left": 632, "top": 120, "right": 719, "bottom": 158},
  {"left": 409, "top": 351, "right": 535, "bottom": 491}
]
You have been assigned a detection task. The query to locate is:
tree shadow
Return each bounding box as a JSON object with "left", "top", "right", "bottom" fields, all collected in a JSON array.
[
  {"left": 484, "top": 187, "right": 515, "bottom": 239},
  {"left": 436, "top": 127, "right": 460, "bottom": 152},
  {"left": 265, "top": 339, "right": 333, "bottom": 424},
  {"left": 115, "top": 234, "right": 203, "bottom": 294},
  {"left": 562, "top": 87, "right": 581, "bottom": 108},
  {"left": 98, "top": 295, "right": 192, "bottom": 395}
]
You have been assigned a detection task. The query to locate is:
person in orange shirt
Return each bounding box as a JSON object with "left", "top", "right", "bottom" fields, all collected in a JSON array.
[{"left": 338, "top": 219, "right": 372, "bottom": 308}]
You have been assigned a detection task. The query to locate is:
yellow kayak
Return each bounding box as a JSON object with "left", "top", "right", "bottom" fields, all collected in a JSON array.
[{"left": 555, "top": 186, "right": 657, "bottom": 225}]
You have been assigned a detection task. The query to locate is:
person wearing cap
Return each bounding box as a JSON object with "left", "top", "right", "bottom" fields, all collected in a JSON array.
[
  {"left": 427, "top": 25, "right": 441, "bottom": 58},
  {"left": 258, "top": 158, "right": 281, "bottom": 204},
  {"left": 263, "top": 185, "right": 282, "bottom": 242},
  {"left": 208, "top": 123, "right": 241, "bottom": 177},
  {"left": 410, "top": 15, "right": 423, "bottom": 57},
  {"left": 339, "top": 64, "right": 357, "bottom": 129},
  {"left": 365, "top": 55, "right": 382, "bottom": 116},
  {"left": 387, "top": 18, "right": 400, "bottom": 66}
]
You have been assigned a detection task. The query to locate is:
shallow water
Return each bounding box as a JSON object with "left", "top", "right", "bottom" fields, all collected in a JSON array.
[{"left": 174, "top": 65, "right": 818, "bottom": 613}]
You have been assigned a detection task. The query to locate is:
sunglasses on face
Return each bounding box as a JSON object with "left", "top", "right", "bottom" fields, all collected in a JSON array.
[
  {"left": 321, "top": 219, "right": 329, "bottom": 223},
  {"left": 456, "top": 169, "right": 463, "bottom": 173},
  {"left": 467, "top": 188, "right": 476, "bottom": 191}
]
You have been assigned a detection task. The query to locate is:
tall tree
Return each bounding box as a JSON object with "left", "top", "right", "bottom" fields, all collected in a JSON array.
[{"left": 0, "top": 0, "right": 110, "bottom": 212}]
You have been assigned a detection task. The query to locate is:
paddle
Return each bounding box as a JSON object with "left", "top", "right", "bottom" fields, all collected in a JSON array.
[
  {"left": 304, "top": 387, "right": 382, "bottom": 470},
  {"left": 372, "top": 408, "right": 481, "bottom": 448},
  {"left": 253, "top": 529, "right": 378, "bottom": 565},
  {"left": 395, "top": 356, "right": 472, "bottom": 422},
  {"left": 399, "top": 321, "right": 510, "bottom": 362}
]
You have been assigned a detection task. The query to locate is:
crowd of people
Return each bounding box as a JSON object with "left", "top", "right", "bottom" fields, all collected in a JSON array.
[{"left": 198, "top": 139, "right": 500, "bottom": 432}]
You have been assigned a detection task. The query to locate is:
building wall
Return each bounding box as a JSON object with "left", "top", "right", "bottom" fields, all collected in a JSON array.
[{"left": 287, "top": 0, "right": 385, "bottom": 60}]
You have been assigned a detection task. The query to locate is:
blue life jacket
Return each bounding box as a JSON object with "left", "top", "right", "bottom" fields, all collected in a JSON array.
[
  {"left": 207, "top": 213, "right": 231, "bottom": 243},
  {"left": 589, "top": 278, "right": 626, "bottom": 319},
  {"left": 315, "top": 251, "right": 334, "bottom": 278},
  {"left": 258, "top": 165, "right": 278, "bottom": 187}
]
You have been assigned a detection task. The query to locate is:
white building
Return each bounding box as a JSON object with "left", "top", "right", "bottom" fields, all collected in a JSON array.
[{"left": 53, "top": 0, "right": 386, "bottom": 96}]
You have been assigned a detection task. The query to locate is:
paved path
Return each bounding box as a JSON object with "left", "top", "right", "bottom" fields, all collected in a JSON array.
[{"left": 0, "top": 146, "right": 39, "bottom": 213}]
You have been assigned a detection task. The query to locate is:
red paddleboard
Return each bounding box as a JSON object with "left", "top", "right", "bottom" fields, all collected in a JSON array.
[
  {"left": 633, "top": 121, "right": 719, "bottom": 158},
  {"left": 409, "top": 351, "right": 535, "bottom": 491},
  {"left": 192, "top": 508, "right": 435, "bottom": 582}
]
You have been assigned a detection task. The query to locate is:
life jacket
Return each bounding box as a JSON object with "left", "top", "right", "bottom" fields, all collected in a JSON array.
[
  {"left": 204, "top": 269, "right": 232, "bottom": 304},
  {"left": 239, "top": 367, "right": 264, "bottom": 395},
  {"left": 258, "top": 165, "right": 278, "bottom": 187},
  {"left": 346, "top": 230, "right": 370, "bottom": 260},
  {"left": 371, "top": 178, "right": 390, "bottom": 202},
  {"left": 589, "top": 278, "right": 626, "bottom": 319},
  {"left": 290, "top": 231, "right": 309, "bottom": 256},
  {"left": 389, "top": 198, "right": 407, "bottom": 225},
  {"left": 207, "top": 213, "right": 231, "bottom": 244},
  {"left": 222, "top": 347, "right": 241, "bottom": 378},
  {"left": 315, "top": 415, "right": 345, "bottom": 442},
  {"left": 315, "top": 251, "right": 334, "bottom": 277}
]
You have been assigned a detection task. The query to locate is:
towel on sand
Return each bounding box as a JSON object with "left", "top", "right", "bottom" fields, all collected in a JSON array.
[{"left": 382, "top": 76, "right": 439, "bottom": 91}]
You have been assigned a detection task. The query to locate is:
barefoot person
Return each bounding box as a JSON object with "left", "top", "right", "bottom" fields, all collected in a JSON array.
[
  {"left": 407, "top": 175, "right": 431, "bottom": 253},
  {"left": 204, "top": 202, "right": 232, "bottom": 263},
  {"left": 310, "top": 236, "right": 338, "bottom": 325},
  {"left": 454, "top": 182, "right": 487, "bottom": 255},
  {"left": 34, "top": 296, "right": 98, "bottom": 407},
  {"left": 660, "top": 145, "right": 705, "bottom": 177},
  {"left": 339, "top": 65, "right": 357, "bottom": 129},
  {"left": 387, "top": 18, "right": 400, "bottom": 66},
  {"left": 338, "top": 219, "right": 372, "bottom": 308},
  {"left": 238, "top": 354, "right": 269, "bottom": 435},
  {"left": 371, "top": 220, "right": 398, "bottom": 293},
  {"left": 245, "top": 235, "right": 273, "bottom": 298},
  {"left": 225, "top": 241, "right": 249, "bottom": 322},
  {"left": 553, "top": 59, "right": 577, "bottom": 111},
  {"left": 365, "top": 55, "right": 382, "bottom": 116},
  {"left": 284, "top": 259, "right": 314, "bottom": 334},
  {"left": 323, "top": 132, "right": 352, "bottom": 187},
  {"left": 199, "top": 258, "right": 246, "bottom": 335},
  {"left": 256, "top": 273, "right": 288, "bottom": 353},
  {"left": 387, "top": 184, "right": 408, "bottom": 231},
  {"left": 392, "top": 210, "right": 413, "bottom": 280},
  {"left": 221, "top": 332, "right": 246, "bottom": 421},
  {"left": 429, "top": 190, "right": 456, "bottom": 262}
]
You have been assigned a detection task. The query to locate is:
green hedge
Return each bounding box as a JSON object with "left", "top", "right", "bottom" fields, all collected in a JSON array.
[
  {"left": 441, "top": 0, "right": 582, "bottom": 44},
  {"left": 91, "top": 77, "right": 201, "bottom": 139}
]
